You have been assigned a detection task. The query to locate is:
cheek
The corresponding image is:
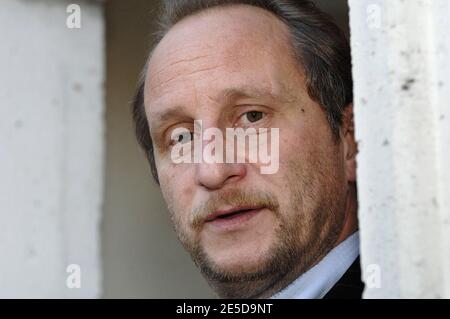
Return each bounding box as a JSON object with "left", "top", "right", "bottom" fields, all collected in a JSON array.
[
  {"left": 158, "top": 165, "right": 196, "bottom": 222},
  {"left": 277, "top": 127, "right": 312, "bottom": 172},
  {"left": 273, "top": 125, "right": 329, "bottom": 198}
]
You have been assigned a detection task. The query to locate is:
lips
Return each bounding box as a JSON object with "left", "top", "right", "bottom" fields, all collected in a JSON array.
[{"left": 205, "top": 206, "right": 265, "bottom": 224}]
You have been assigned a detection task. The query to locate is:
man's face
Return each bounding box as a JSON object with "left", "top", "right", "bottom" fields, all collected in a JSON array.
[{"left": 145, "top": 5, "right": 351, "bottom": 293}]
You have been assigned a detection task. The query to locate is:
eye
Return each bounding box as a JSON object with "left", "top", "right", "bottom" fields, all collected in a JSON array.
[
  {"left": 170, "top": 130, "right": 194, "bottom": 146},
  {"left": 241, "top": 111, "right": 265, "bottom": 124},
  {"left": 177, "top": 131, "right": 193, "bottom": 144}
]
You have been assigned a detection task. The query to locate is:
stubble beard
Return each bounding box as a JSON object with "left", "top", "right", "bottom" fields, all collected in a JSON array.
[{"left": 167, "top": 153, "right": 347, "bottom": 299}]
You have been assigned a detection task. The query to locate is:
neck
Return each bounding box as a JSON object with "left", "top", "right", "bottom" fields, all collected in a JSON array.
[{"left": 334, "top": 183, "right": 359, "bottom": 248}]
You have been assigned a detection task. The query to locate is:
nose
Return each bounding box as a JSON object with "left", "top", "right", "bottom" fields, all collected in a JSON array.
[
  {"left": 193, "top": 119, "right": 247, "bottom": 190},
  {"left": 195, "top": 161, "right": 247, "bottom": 190}
]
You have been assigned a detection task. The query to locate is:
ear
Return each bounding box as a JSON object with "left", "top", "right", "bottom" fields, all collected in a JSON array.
[{"left": 341, "top": 104, "right": 357, "bottom": 183}]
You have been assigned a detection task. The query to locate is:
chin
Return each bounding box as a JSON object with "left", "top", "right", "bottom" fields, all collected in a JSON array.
[{"left": 202, "top": 241, "right": 274, "bottom": 276}]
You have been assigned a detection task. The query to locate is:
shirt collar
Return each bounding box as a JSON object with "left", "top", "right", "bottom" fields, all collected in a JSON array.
[{"left": 271, "top": 231, "right": 360, "bottom": 299}]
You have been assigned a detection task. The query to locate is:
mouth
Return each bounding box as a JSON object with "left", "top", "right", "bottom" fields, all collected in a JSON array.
[{"left": 204, "top": 206, "right": 266, "bottom": 230}]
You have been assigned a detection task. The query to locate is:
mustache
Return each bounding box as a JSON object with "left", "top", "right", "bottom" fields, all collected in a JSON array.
[{"left": 191, "top": 189, "right": 279, "bottom": 228}]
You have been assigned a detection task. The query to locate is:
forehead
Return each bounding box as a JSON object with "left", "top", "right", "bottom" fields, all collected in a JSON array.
[{"left": 144, "top": 4, "right": 301, "bottom": 118}]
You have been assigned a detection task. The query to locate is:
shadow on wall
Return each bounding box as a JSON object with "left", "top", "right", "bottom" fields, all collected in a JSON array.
[{"left": 102, "top": 0, "right": 349, "bottom": 298}]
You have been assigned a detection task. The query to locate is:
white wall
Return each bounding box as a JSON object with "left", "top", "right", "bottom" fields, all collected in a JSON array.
[
  {"left": 0, "top": 0, "right": 104, "bottom": 298},
  {"left": 349, "top": 0, "right": 450, "bottom": 298}
]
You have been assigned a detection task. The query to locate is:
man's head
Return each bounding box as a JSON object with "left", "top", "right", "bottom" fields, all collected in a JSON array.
[{"left": 133, "top": 0, "right": 357, "bottom": 298}]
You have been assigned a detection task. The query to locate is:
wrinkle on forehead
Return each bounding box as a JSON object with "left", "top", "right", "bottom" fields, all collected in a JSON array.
[
  {"left": 149, "top": 54, "right": 210, "bottom": 79},
  {"left": 148, "top": 62, "right": 228, "bottom": 94}
]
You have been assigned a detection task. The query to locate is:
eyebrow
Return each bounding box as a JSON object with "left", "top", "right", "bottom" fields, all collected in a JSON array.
[
  {"left": 221, "top": 86, "right": 278, "bottom": 101},
  {"left": 152, "top": 105, "right": 188, "bottom": 124}
]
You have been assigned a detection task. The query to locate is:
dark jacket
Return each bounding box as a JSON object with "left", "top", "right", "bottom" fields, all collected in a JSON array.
[{"left": 323, "top": 256, "right": 364, "bottom": 299}]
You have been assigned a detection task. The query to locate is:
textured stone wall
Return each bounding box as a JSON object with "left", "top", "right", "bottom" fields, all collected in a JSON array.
[
  {"left": 0, "top": 0, "right": 104, "bottom": 298},
  {"left": 349, "top": 0, "right": 450, "bottom": 298}
]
